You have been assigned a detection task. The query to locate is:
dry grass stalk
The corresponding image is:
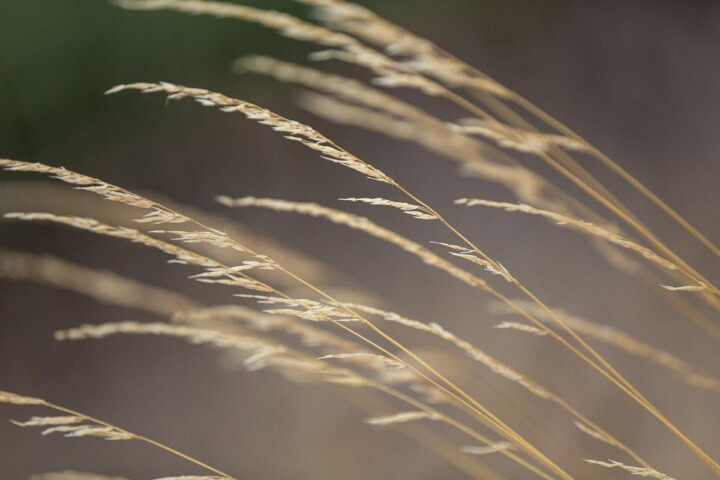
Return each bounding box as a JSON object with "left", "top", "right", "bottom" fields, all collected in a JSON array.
[
  {"left": 116, "top": 0, "right": 459, "bottom": 102},
  {"left": 573, "top": 421, "right": 623, "bottom": 450},
  {"left": 364, "top": 411, "right": 439, "bottom": 426},
  {"left": 304, "top": 0, "right": 720, "bottom": 318},
  {"left": 55, "top": 321, "right": 372, "bottom": 388},
  {"left": 4, "top": 213, "right": 272, "bottom": 293},
  {"left": 0, "top": 159, "right": 188, "bottom": 224},
  {"left": 13, "top": 422, "right": 133, "bottom": 441},
  {"left": 460, "top": 442, "right": 515, "bottom": 455},
  {"left": 349, "top": 303, "right": 552, "bottom": 400},
  {"left": 429, "top": 241, "right": 513, "bottom": 283},
  {"left": 0, "top": 390, "right": 45, "bottom": 405},
  {"left": 0, "top": 180, "right": 346, "bottom": 291},
  {"left": 454, "top": 198, "right": 696, "bottom": 280},
  {"left": 0, "top": 159, "right": 284, "bottom": 291},
  {"left": 318, "top": 353, "right": 405, "bottom": 370},
  {"left": 215, "top": 84, "right": 655, "bottom": 419},
  {"left": 12, "top": 416, "right": 84, "bottom": 426},
  {"left": 4, "top": 249, "right": 422, "bottom": 412},
  {"left": 176, "top": 305, "right": 355, "bottom": 350},
  {"left": 494, "top": 322, "right": 547, "bottom": 336},
  {"left": 0, "top": 249, "right": 199, "bottom": 316},
  {"left": 193, "top": 191, "right": 581, "bottom": 478},
  {"left": 237, "top": 293, "right": 354, "bottom": 322},
  {"left": 235, "top": 55, "right": 435, "bottom": 126},
  {"left": 238, "top": 57, "right": 568, "bottom": 213},
  {"left": 218, "top": 196, "right": 489, "bottom": 290},
  {"left": 1, "top": 390, "right": 233, "bottom": 478},
  {"left": 2, "top": 130, "right": 683, "bottom": 480},
  {"left": 660, "top": 284, "right": 708, "bottom": 292},
  {"left": 107, "top": 82, "right": 392, "bottom": 183},
  {"left": 0, "top": 248, "right": 414, "bottom": 391},
  {"left": 291, "top": 0, "right": 512, "bottom": 97},
  {"left": 214, "top": 186, "right": 660, "bottom": 476},
  {"left": 298, "top": 92, "right": 552, "bottom": 209},
  {"left": 584, "top": 459, "right": 677, "bottom": 479},
  {"left": 291, "top": 1, "right": 720, "bottom": 322},
  {"left": 175, "top": 306, "right": 430, "bottom": 391},
  {"left": 491, "top": 299, "right": 720, "bottom": 394},
  {"left": 339, "top": 197, "right": 437, "bottom": 220},
  {"left": 448, "top": 119, "right": 586, "bottom": 155}
]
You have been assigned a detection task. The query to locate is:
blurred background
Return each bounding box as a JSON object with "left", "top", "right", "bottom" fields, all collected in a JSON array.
[{"left": 1, "top": 0, "right": 719, "bottom": 479}]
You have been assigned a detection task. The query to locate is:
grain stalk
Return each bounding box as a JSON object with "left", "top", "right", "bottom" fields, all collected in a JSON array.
[{"left": 0, "top": 391, "right": 233, "bottom": 479}]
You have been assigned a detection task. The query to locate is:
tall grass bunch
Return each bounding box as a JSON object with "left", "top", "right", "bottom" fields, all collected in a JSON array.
[{"left": 1, "top": 1, "right": 718, "bottom": 479}]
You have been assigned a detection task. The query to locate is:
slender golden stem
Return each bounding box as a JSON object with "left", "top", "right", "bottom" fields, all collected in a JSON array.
[
  {"left": 340, "top": 390, "right": 509, "bottom": 480},
  {"left": 513, "top": 94, "right": 720, "bottom": 258},
  {"left": 43, "top": 402, "right": 233, "bottom": 479},
  {"left": 366, "top": 380, "right": 559, "bottom": 480},
  {"left": 534, "top": 150, "right": 720, "bottom": 298}
]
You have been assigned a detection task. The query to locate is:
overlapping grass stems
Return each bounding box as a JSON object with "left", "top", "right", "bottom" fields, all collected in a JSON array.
[
  {"left": 1, "top": 1, "right": 718, "bottom": 479},
  {"left": 0, "top": 160, "right": 571, "bottom": 480}
]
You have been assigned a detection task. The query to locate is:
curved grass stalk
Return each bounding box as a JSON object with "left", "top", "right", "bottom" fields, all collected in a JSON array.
[
  {"left": 0, "top": 390, "right": 233, "bottom": 479},
  {"left": 365, "top": 381, "right": 558, "bottom": 480},
  {"left": 516, "top": 181, "right": 720, "bottom": 341},
  {"left": 512, "top": 94, "right": 720, "bottom": 258},
  {"left": 454, "top": 199, "right": 712, "bottom": 293},
  {"left": 333, "top": 396, "right": 511, "bottom": 480},
  {"left": 490, "top": 299, "right": 720, "bottom": 395},
  {"left": 527, "top": 148, "right": 720, "bottom": 311},
  {"left": 0, "top": 249, "right": 201, "bottom": 316}
]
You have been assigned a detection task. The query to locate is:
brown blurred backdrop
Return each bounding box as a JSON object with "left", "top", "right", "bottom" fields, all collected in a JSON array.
[{"left": 1, "top": 1, "right": 719, "bottom": 479}]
